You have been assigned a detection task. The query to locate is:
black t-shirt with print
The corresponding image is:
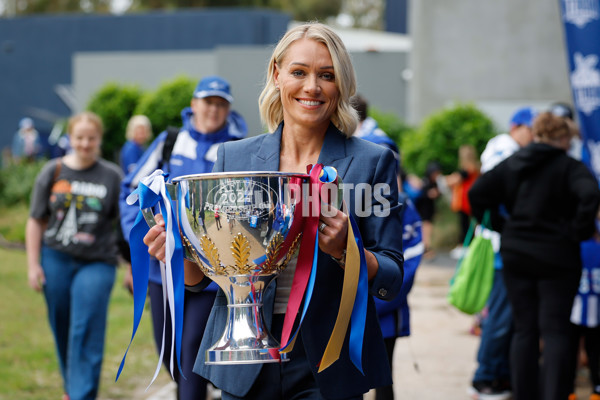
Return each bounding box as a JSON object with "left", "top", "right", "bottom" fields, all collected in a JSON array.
[{"left": 30, "top": 158, "right": 123, "bottom": 265}]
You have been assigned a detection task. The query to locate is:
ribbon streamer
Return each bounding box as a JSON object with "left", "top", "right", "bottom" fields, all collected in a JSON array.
[
  {"left": 116, "top": 170, "right": 185, "bottom": 387},
  {"left": 278, "top": 164, "right": 368, "bottom": 375},
  {"left": 316, "top": 178, "right": 368, "bottom": 374},
  {"left": 279, "top": 165, "right": 324, "bottom": 353}
]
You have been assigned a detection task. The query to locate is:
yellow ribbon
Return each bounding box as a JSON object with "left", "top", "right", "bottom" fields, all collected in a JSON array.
[{"left": 318, "top": 214, "right": 361, "bottom": 372}]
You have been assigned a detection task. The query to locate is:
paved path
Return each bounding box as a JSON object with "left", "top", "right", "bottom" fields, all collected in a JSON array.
[
  {"left": 366, "top": 253, "right": 479, "bottom": 399},
  {"left": 146, "top": 252, "right": 594, "bottom": 399}
]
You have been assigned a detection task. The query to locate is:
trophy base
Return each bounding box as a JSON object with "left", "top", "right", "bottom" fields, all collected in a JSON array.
[{"left": 206, "top": 348, "right": 290, "bottom": 365}]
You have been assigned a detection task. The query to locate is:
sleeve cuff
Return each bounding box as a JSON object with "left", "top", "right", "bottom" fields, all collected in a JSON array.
[
  {"left": 185, "top": 278, "right": 211, "bottom": 293},
  {"left": 369, "top": 252, "right": 404, "bottom": 301}
]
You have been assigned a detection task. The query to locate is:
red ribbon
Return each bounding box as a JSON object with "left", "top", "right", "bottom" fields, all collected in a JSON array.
[{"left": 278, "top": 164, "right": 324, "bottom": 352}]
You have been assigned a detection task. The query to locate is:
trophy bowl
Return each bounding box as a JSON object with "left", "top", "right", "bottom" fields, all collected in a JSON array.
[{"left": 171, "top": 171, "right": 309, "bottom": 365}]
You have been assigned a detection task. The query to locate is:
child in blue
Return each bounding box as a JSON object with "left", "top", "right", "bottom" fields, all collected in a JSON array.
[{"left": 569, "top": 238, "right": 600, "bottom": 400}]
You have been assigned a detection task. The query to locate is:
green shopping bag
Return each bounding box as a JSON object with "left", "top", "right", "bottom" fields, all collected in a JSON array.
[{"left": 447, "top": 211, "right": 495, "bottom": 315}]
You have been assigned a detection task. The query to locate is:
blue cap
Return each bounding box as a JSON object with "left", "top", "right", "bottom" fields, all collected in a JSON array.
[
  {"left": 510, "top": 107, "right": 538, "bottom": 128},
  {"left": 193, "top": 76, "right": 233, "bottom": 103}
]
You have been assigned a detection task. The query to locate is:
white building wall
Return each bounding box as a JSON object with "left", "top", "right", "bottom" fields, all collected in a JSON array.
[{"left": 409, "top": 0, "right": 573, "bottom": 130}]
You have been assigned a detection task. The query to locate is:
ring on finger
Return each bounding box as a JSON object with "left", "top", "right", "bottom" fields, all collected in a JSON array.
[{"left": 319, "top": 222, "right": 327, "bottom": 233}]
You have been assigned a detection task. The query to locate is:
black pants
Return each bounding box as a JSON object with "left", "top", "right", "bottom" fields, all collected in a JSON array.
[
  {"left": 374, "top": 337, "right": 396, "bottom": 400},
  {"left": 149, "top": 282, "right": 215, "bottom": 400},
  {"left": 501, "top": 251, "right": 581, "bottom": 400}
]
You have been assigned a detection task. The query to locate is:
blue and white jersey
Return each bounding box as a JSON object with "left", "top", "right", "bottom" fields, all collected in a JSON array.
[
  {"left": 119, "top": 106, "right": 247, "bottom": 285},
  {"left": 354, "top": 117, "right": 400, "bottom": 170},
  {"left": 374, "top": 197, "right": 423, "bottom": 338},
  {"left": 571, "top": 238, "right": 600, "bottom": 327}
]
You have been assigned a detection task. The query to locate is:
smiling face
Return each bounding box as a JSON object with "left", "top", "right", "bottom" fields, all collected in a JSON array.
[
  {"left": 69, "top": 119, "right": 102, "bottom": 164},
  {"left": 274, "top": 38, "right": 340, "bottom": 132},
  {"left": 191, "top": 96, "right": 230, "bottom": 134}
]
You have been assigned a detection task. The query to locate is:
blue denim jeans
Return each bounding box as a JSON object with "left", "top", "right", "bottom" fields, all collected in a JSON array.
[
  {"left": 473, "top": 262, "right": 513, "bottom": 383},
  {"left": 41, "top": 246, "right": 116, "bottom": 400}
]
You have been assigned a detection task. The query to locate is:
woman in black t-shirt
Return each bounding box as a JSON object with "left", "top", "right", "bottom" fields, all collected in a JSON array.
[{"left": 26, "top": 111, "right": 123, "bottom": 400}]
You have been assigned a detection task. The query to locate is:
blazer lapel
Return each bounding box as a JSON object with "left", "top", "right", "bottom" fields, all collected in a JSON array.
[
  {"left": 250, "top": 125, "right": 282, "bottom": 172},
  {"left": 317, "top": 123, "right": 353, "bottom": 180},
  {"left": 250, "top": 123, "right": 353, "bottom": 177}
]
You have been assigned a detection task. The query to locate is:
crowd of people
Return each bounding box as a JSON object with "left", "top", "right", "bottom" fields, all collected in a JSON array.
[{"left": 16, "top": 20, "right": 600, "bottom": 400}]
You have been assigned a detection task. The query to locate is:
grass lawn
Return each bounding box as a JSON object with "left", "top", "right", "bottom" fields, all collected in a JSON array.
[
  {"left": 0, "top": 196, "right": 461, "bottom": 400},
  {"left": 0, "top": 246, "right": 172, "bottom": 399}
]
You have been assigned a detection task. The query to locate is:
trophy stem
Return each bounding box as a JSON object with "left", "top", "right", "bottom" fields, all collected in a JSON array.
[{"left": 205, "top": 275, "right": 290, "bottom": 364}]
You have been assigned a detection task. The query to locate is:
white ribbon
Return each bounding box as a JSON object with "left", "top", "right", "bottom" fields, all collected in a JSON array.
[{"left": 128, "top": 170, "right": 179, "bottom": 386}]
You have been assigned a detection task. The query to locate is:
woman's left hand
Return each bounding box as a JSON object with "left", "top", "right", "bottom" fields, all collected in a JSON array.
[{"left": 317, "top": 204, "right": 348, "bottom": 261}]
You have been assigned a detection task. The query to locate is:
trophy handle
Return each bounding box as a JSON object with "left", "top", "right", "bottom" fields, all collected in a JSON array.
[{"left": 140, "top": 183, "right": 178, "bottom": 228}]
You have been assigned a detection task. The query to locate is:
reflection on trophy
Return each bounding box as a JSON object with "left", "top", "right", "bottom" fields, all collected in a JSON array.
[{"left": 170, "top": 172, "right": 309, "bottom": 365}]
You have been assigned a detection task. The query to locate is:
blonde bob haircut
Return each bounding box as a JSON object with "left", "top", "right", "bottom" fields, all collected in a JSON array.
[
  {"left": 67, "top": 111, "right": 104, "bottom": 136},
  {"left": 125, "top": 115, "right": 153, "bottom": 141},
  {"left": 258, "top": 22, "right": 359, "bottom": 137}
]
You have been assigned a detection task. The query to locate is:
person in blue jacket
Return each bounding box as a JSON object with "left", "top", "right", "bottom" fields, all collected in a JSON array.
[
  {"left": 373, "top": 193, "right": 423, "bottom": 400},
  {"left": 351, "top": 93, "right": 423, "bottom": 400},
  {"left": 120, "top": 115, "right": 153, "bottom": 175},
  {"left": 119, "top": 75, "right": 247, "bottom": 400}
]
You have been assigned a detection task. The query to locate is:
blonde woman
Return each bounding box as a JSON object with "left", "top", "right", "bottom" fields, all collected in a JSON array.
[
  {"left": 26, "top": 111, "right": 123, "bottom": 400},
  {"left": 144, "top": 22, "right": 404, "bottom": 400},
  {"left": 120, "top": 114, "right": 152, "bottom": 174}
]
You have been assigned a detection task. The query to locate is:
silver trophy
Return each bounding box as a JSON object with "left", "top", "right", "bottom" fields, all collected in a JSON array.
[{"left": 149, "top": 172, "right": 309, "bottom": 365}]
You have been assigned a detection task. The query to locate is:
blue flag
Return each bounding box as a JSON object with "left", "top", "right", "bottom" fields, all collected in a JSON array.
[{"left": 559, "top": 0, "right": 600, "bottom": 181}]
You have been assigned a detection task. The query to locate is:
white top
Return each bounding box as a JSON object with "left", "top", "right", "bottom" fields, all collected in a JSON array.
[{"left": 480, "top": 133, "right": 519, "bottom": 173}]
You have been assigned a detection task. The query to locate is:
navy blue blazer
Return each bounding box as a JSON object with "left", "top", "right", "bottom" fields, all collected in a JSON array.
[{"left": 193, "top": 123, "right": 405, "bottom": 399}]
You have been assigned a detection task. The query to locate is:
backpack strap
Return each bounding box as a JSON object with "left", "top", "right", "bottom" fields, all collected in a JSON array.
[
  {"left": 53, "top": 157, "right": 63, "bottom": 183},
  {"left": 158, "top": 126, "right": 180, "bottom": 171}
]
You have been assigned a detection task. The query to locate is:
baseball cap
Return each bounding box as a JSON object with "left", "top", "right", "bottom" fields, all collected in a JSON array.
[
  {"left": 510, "top": 107, "right": 538, "bottom": 128},
  {"left": 193, "top": 76, "right": 233, "bottom": 103}
]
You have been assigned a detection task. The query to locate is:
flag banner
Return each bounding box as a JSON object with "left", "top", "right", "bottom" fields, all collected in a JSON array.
[{"left": 560, "top": 0, "right": 600, "bottom": 181}]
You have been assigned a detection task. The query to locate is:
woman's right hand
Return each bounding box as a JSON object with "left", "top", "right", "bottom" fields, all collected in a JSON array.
[
  {"left": 142, "top": 214, "right": 205, "bottom": 286},
  {"left": 143, "top": 213, "right": 167, "bottom": 263},
  {"left": 28, "top": 263, "right": 46, "bottom": 292}
]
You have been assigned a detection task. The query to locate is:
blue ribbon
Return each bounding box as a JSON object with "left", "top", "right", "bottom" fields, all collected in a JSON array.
[
  {"left": 320, "top": 164, "right": 368, "bottom": 374},
  {"left": 348, "top": 213, "right": 368, "bottom": 374},
  {"left": 116, "top": 172, "right": 185, "bottom": 386}
]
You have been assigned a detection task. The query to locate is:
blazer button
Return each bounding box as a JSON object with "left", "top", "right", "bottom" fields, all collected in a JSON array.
[{"left": 378, "top": 288, "right": 387, "bottom": 297}]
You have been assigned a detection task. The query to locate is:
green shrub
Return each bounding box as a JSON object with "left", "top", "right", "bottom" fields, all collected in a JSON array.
[
  {"left": 0, "top": 160, "right": 46, "bottom": 208},
  {"left": 87, "top": 83, "right": 144, "bottom": 162},
  {"left": 401, "top": 103, "right": 497, "bottom": 175},
  {"left": 135, "top": 75, "right": 196, "bottom": 136}
]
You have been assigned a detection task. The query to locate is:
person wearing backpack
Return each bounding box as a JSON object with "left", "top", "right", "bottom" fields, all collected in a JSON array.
[{"left": 119, "top": 76, "right": 247, "bottom": 400}]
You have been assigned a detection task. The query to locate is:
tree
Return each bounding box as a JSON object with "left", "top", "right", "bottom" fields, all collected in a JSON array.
[
  {"left": 340, "top": 0, "right": 384, "bottom": 30},
  {"left": 87, "top": 82, "right": 143, "bottom": 162},
  {"left": 9, "top": 0, "right": 110, "bottom": 15},
  {"left": 401, "top": 103, "right": 497, "bottom": 176},
  {"left": 288, "top": 0, "right": 342, "bottom": 22},
  {"left": 134, "top": 75, "right": 196, "bottom": 136},
  {"left": 3, "top": 0, "right": 341, "bottom": 20}
]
